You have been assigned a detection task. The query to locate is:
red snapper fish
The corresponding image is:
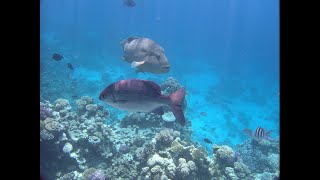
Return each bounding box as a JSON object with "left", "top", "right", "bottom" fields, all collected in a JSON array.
[{"left": 99, "top": 79, "right": 186, "bottom": 125}]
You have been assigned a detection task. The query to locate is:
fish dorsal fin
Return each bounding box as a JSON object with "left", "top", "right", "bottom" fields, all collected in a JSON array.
[{"left": 142, "top": 80, "right": 162, "bottom": 95}]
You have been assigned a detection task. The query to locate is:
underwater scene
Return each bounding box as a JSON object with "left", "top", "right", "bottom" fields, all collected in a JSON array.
[{"left": 40, "top": 0, "right": 279, "bottom": 179}]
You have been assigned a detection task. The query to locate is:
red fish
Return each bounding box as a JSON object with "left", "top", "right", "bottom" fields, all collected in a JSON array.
[{"left": 99, "top": 79, "right": 186, "bottom": 125}]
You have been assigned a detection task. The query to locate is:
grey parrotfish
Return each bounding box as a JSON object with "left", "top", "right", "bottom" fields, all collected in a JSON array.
[
  {"left": 121, "top": 37, "right": 170, "bottom": 74},
  {"left": 99, "top": 79, "right": 186, "bottom": 125}
]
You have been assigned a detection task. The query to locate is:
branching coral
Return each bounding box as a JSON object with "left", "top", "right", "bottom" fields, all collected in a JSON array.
[{"left": 40, "top": 76, "right": 279, "bottom": 180}]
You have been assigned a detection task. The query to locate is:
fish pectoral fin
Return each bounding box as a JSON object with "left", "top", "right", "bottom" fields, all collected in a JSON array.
[
  {"left": 131, "top": 61, "right": 145, "bottom": 68},
  {"left": 150, "top": 107, "right": 164, "bottom": 115}
]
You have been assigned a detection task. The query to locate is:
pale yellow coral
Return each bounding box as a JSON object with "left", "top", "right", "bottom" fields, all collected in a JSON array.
[
  {"left": 191, "top": 146, "right": 208, "bottom": 160},
  {"left": 170, "top": 138, "right": 184, "bottom": 155}
]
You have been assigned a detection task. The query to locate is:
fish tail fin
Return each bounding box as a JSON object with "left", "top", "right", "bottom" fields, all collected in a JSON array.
[
  {"left": 243, "top": 128, "right": 253, "bottom": 138},
  {"left": 169, "top": 88, "right": 186, "bottom": 125},
  {"left": 265, "top": 136, "right": 274, "bottom": 141},
  {"left": 265, "top": 130, "right": 274, "bottom": 141},
  {"left": 265, "top": 130, "right": 273, "bottom": 136}
]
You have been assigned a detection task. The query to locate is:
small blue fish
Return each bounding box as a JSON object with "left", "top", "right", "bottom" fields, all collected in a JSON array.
[
  {"left": 67, "top": 63, "right": 74, "bottom": 70},
  {"left": 243, "top": 126, "right": 273, "bottom": 141},
  {"left": 52, "top": 53, "right": 63, "bottom": 61},
  {"left": 203, "top": 138, "right": 213, "bottom": 144}
]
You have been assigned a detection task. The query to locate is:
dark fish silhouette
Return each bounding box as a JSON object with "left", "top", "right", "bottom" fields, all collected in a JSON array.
[
  {"left": 200, "top": 112, "right": 207, "bottom": 116},
  {"left": 99, "top": 79, "right": 186, "bottom": 125},
  {"left": 123, "top": 0, "right": 136, "bottom": 7},
  {"left": 67, "top": 63, "right": 74, "bottom": 70},
  {"left": 203, "top": 138, "right": 213, "bottom": 144},
  {"left": 243, "top": 126, "right": 274, "bottom": 141},
  {"left": 71, "top": 95, "right": 78, "bottom": 99},
  {"left": 52, "top": 53, "right": 63, "bottom": 61}
]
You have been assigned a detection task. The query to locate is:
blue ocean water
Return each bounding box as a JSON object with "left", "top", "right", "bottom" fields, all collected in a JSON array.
[{"left": 41, "top": 0, "right": 279, "bottom": 179}]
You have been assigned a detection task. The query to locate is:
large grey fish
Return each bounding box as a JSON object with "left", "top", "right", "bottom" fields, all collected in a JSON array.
[
  {"left": 99, "top": 79, "right": 186, "bottom": 125},
  {"left": 121, "top": 37, "right": 170, "bottom": 74}
]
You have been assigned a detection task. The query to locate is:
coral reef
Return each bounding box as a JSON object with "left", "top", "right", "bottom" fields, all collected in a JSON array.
[
  {"left": 235, "top": 139, "right": 280, "bottom": 173},
  {"left": 121, "top": 112, "right": 162, "bottom": 128},
  {"left": 155, "top": 128, "right": 180, "bottom": 148},
  {"left": 137, "top": 128, "right": 214, "bottom": 180},
  {"left": 40, "top": 96, "right": 210, "bottom": 180},
  {"left": 213, "top": 144, "right": 237, "bottom": 167},
  {"left": 40, "top": 101, "right": 53, "bottom": 120},
  {"left": 40, "top": 79, "right": 279, "bottom": 180},
  {"left": 87, "top": 170, "right": 106, "bottom": 180},
  {"left": 162, "top": 112, "right": 176, "bottom": 122},
  {"left": 40, "top": 97, "right": 112, "bottom": 178},
  {"left": 63, "top": 142, "right": 73, "bottom": 153},
  {"left": 211, "top": 144, "right": 252, "bottom": 179}
]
